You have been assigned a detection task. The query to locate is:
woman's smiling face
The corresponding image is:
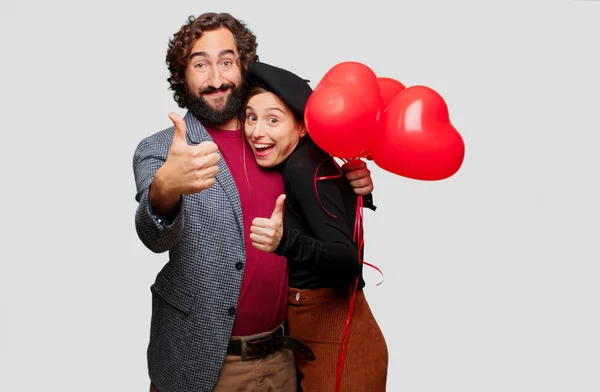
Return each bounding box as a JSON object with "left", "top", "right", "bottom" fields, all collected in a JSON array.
[{"left": 244, "top": 90, "right": 306, "bottom": 168}]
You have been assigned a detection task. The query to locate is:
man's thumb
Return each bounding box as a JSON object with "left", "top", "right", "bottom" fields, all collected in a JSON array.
[
  {"left": 168, "top": 112, "right": 187, "bottom": 142},
  {"left": 271, "top": 194, "right": 286, "bottom": 220}
]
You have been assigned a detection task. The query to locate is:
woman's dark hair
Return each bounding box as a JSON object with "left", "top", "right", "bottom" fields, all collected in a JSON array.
[{"left": 166, "top": 12, "right": 259, "bottom": 108}]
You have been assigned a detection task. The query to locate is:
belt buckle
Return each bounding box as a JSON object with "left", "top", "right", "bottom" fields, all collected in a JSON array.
[
  {"left": 239, "top": 335, "right": 269, "bottom": 361},
  {"left": 239, "top": 336, "right": 252, "bottom": 361},
  {"left": 239, "top": 326, "right": 281, "bottom": 361}
]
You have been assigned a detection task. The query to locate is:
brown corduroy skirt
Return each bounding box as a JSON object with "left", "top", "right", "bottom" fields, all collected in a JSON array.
[{"left": 287, "top": 287, "right": 388, "bottom": 392}]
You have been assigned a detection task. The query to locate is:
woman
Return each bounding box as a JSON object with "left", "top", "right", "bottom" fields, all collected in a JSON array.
[{"left": 244, "top": 61, "right": 388, "bottom": 391}]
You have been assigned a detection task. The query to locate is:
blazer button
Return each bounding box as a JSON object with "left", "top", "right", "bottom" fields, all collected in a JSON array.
[
  {"left": 228, "top": 306, "right": 236, "bottom": 317},
  {"left": 235, "top": 261, "right": 244, "bottom": 271}
]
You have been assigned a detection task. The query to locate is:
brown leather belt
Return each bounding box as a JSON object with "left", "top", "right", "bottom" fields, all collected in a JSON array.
[{"left": 227, "top": 324, "right": 315, "bottom": 362}]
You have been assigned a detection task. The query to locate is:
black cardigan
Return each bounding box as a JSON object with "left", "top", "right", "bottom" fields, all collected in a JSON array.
[{"left": 274, "top": 136, "right": 374, "bottom": 290}]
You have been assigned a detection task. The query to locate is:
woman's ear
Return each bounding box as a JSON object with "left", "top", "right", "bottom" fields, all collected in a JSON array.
[{"left": 299, "top": 122, "right": 308, "bottom": 138}]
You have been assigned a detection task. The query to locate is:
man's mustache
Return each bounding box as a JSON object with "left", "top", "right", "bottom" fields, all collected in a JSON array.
[{"left": 200, "top": 83, "right": 235, "bottom": 95}]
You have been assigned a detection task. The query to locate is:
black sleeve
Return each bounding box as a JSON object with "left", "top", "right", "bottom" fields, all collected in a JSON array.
[
  {"left": 363, "top": 193, "right": 377, "bottom": 211},
  {"left": 275, "top": 157, "right": 360, "bottom": 280}
]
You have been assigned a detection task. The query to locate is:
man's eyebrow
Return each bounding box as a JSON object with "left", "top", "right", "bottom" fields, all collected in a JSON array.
[
  {"left": 189, "top": 49, "right": 236, "bottom": 60},
  {"left": 219, "top": 49, "right": 235, "bottom": 57},
  {"left": 189, "top": 51, "right": 209, "bottom": 60}
]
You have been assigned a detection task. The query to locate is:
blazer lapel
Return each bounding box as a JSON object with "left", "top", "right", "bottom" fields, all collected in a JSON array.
[{"left": 184, "top": 112, "right": 245, "bottom": 240}]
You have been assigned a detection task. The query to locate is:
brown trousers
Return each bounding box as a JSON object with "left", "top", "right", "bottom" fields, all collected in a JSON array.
[
  {"left": 150, "top": 349, "right": 297, "bottom": 392},
  {"left": 288, "top": 287, "right": 388, "bottom": 392}
]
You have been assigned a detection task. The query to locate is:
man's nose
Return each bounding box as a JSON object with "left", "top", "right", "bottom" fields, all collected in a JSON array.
[{"left": 207, "top": 66, "right": 223, "bottom": 88}]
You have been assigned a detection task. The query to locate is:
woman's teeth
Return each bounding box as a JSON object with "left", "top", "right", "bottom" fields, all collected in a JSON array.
[{"left": 255, "top": 144, "right": 273, "bottom": 150}]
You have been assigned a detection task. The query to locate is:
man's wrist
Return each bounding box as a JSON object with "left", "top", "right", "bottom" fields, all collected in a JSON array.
[{"left": 150, "top": 171, "right": 181, "bottom": 217}]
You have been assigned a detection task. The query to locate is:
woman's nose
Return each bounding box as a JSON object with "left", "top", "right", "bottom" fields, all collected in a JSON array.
[{"left": 252, "top": 122, "right": 266, "bottom": 138}]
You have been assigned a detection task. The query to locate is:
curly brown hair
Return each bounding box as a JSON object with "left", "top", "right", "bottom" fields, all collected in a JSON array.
[{"left": 166, "top": 12, "right": 259, "bottom": 108}]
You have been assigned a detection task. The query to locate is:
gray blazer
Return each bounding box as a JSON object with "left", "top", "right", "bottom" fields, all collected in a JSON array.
[{"left": 133, "top": 112, "right": 246, "bottom": 392}]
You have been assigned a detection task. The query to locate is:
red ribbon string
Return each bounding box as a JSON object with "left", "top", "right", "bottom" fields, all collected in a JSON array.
[
  {"left": 313, "top": 158, "right": 344, "bottom": 218},
  {"left": 334, "top": 195, "right": 363, "bottom": 392},
  {"left": 312, "top": 157, "right": 384, "bottom": 392}
]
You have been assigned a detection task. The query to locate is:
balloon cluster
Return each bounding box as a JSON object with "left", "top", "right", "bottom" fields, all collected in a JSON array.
[{"left": 304, "top": 62, "right": 465, "bottom": 181}]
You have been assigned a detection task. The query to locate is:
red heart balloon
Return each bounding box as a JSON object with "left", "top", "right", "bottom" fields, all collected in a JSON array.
[
  {"left": 317, "top": 62, "right": 379, "bottom": 90},
  {"left": 305, "top": 61, "right": 383, "bottom": 158},
  {"left": 370, "top": 85, "right": 465, "bottom": 181},
  {"left": 315, "top": 61, "right": 382, "bottom": 122},
  {"left": 377, "top": 77, "right": 406, "bottom": 109},
  {"left": 305, "top": 84, "right": 377, "bottom": 159}
]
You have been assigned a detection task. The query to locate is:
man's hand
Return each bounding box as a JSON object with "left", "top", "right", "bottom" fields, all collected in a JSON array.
[
  {"left": 149, "top": 113, "right": 221, "bottom": 216},
  {"left": 250, "top": 194, "right": 286, "bottom": 252},
  {"left": 341, "top": 159, "right": 374, "bottom": 195},
  {"left": 155, "top": 113, "right": 220, "bottom": 194}
]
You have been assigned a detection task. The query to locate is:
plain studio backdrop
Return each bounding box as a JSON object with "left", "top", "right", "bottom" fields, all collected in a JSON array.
[{"left": 1, "top": 0, "right": 599, "bottom": 390}]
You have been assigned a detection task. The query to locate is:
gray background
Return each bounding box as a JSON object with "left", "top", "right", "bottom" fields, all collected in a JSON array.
[{"left": 1, "top": 0, "right": 599, "bottom": 390}]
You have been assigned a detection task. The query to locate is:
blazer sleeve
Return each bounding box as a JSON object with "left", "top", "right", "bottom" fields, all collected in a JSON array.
[
  {"left": 275, "top": 157, "right": 360, "bottom": 281},
  {"left": 133, "top": 135, "right": 185, "bottom": 253}
]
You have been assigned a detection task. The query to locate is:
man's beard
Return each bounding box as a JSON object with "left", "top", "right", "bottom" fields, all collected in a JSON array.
[{"left": 185, "top": 81, "right": 248, "bottom": 127}]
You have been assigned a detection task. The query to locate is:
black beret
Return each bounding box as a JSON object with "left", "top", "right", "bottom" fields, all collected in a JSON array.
[{"left": 248, "top": 62, "right": 313, "bottom": 120}]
